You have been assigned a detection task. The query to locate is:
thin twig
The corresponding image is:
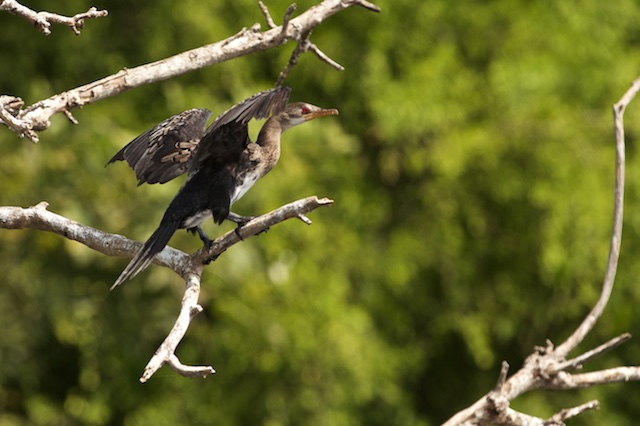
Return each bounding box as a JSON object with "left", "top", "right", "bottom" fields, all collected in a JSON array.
[
  {"left": 282, "top": 4, "right": 297, "bottom": 32},
  {"left": 0, "top": 0, "right": 107, "bottom": 35},
  {"left": 276, "top": 29, "right": 313, "bottom": 86},
  {"left": 551, "top": 333, "right": 632, "bottom": 373},
  {"left": 166, "top": 354, "right": 216, "bottom": 378},
  {"left": 309, "top": 44, "right": 345, "bottom": 71},
  {"left": 548, "top": 366, "right": 640, "bottom": 390},
  {"left": 546, "top": 400, "right": 600, "bottom": 424},
  {"left": 349, "top": 0, "right": 382, "bottom": 12},
  {"left": 260, "top": 1, "right": 342, "bottom": 86},
  {"left": 555, "top": 78, "right": 640, "bottom": 356},
  {"left": 258, "top": 1, "right": 277, "bottom": 28},
  {"left": 494, "top": 361, "right": 510, "bottom": 391}
]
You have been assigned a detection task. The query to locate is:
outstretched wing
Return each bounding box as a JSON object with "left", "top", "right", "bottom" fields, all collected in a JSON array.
[
  {"left": 187, "top": 86, "right": 291, "bottom": 174},
  {"left": 107, "top": 108, "right": 212, "bottom": 185},
  {"left": 107, "top": 87, "right": 291, "bottom": 184}
]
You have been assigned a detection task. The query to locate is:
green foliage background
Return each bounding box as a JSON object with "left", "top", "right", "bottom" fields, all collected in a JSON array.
[{"left": 2, "top": 0, "right": 640, "bottom": 424}]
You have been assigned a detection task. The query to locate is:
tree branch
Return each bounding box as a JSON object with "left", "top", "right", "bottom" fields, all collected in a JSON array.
[
  {"left": 0, "top": 0, "right": 379, "bottom": 142},
  {"left": 0, "top": 196, "right": 333, "bottom": 381},
  {"left": 0, "top": 0, "right": 107, "bottom": 35},
  {"left": 552, "top": 78, "right": 640, "bottom": 356},
  {"left": 259, "top": 2, "right": 347, "bottom": 86},
  {"left": 0, "top": 201, "right": 187, "bottom": 269},
  {"left": 442, "top": 77, "right": 640, "bottom": 425}
]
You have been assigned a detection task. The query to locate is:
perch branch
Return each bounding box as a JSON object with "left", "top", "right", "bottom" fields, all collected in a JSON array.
[
  {"left": 0, "top": 196, "right": 333, "bottom": 381},
  {"left": 194, "top": 196, "right": 334, "bottom": 266},
  {"left": 141, "top": 196, "right": 333, "bottom": 382},
  {"left": 0, "top": 0, "right": 107, "bottom": 35},
  {"left": 0, "top": 201, "right": 186, "bottom": 268},
  {"left": 442, "top": 78, "right": 640, "bottom": 425},
  {"left": 0, "top": 0, "right": 379, "bottom": 142}
]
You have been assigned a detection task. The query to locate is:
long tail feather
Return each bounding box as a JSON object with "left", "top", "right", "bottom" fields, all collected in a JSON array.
[{"left": 111, "top": 220, "right": 180, "bottom": 290}]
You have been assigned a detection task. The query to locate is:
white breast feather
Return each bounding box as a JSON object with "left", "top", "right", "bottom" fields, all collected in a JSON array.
[{"left": 231, "top": 171, "right": 260, "bottom": 205}]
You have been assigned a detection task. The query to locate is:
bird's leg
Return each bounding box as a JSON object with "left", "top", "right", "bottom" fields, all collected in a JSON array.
[
  {"left": 227, "top": 211, "right": 253, "bottom": 240},
  {"left": 189, "top": 226, "right": 213, "bottom": 249},
  {"left": 226, "top": 211, "right": 270, "bottom": 240}
]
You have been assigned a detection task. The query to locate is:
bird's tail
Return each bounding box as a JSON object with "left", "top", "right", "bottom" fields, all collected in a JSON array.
[{"left": 111, "top": 220, "right": 180, "bottom": 290}]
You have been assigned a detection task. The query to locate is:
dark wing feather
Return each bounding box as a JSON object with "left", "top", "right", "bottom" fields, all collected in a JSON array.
[
  {"left": 187, "top": 86, "right": 291, "bottom": 174},
  {"left": 107, "top": 108, "right": 212, "bottom": 185}
]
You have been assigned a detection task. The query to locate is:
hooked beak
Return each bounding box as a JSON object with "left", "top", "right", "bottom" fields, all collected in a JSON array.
[{"left": 303, "top": 108, "right": 339, "bottom": 121}]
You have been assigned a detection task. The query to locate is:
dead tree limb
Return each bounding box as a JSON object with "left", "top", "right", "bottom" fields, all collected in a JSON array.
[
  {"left": 442, "top": 77, "right": 640, "bottom": 425},
  {"left": 258, "top": 1, "right": 346, "bottom": 86},
  {"left": 0, "top": 0, "right": 380, "bottom": 143},
  {"left": 0, "top": 196, "right": 333, "bottom": 381},
  {"left": 0, "top": 0, "right": 107, "bottom": 35}
]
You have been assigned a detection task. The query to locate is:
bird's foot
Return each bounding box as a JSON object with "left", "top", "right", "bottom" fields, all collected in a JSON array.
[
  {"left": 226, "top": 211, "right": 255, "bottom": 226},
  {"left": 235, "top": 223, "right": 270, "bottom": 240},
  {"left": 234, "top": 225, "right": 245, "bottom": 241},
  {"left": 190, "top": 226, "right": 213, "bottom": 250},
  {"left": 203, "top": 254, "right": 220, "bottom": 265}
]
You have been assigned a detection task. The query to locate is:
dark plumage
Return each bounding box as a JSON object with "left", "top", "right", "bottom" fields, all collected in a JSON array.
[{"left": 108, "top": 87, "right": 338, "bottom": 289}]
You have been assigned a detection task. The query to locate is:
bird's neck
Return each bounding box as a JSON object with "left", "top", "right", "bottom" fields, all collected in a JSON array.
[
  {"left": 256, "top": 116, "right": 284, "bottom": 149},
  {"left": 255, "top": 116, "right": 284, "bottom": 168}
]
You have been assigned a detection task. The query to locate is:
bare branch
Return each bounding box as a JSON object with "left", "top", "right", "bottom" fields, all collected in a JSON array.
[
  {"left": 1, "top": 0, "right": 379, "bottom": 142},
  {"left": 442, "top": 77, "right": 640, "bottom": 425},
  {"left": 546, "top": 400, "right": 600, "bottom": 424},
  {"left": 0, "top": 201, "right": 187, "bottom": 269},
  {"left": 140, "top": 272, "right": 212, "bottom": 383},
  {"left": 275, "top": 28, "right": 345, "bottom": 87},
  {"left": 0, "top": 0, "right": 107, "bottom": 35},
  {"left": 282, "top": 4, "right": 297, "bottom": 32},
  {"left": 166, "top": 354, "right": 216, "bottom": 379},
  {"left": 258, "top": 1, "right": 277, "bottom": 28},
  {"left": 309, "top": 44, "right": 345, "bottom": 71},
  {"left": 494, "top": 361, "right": 510, "bottom": 392},
  {"left": 548, "top": 367, "right": 640, "bottom": 390},
  {"left": 350, "top": 0, "right": 382, "bottom": 12},
  {"left": 551, "top": 333, "right": 632, "bottom": 373},
  {"left": 0, "top": 196, "right": 333, "bottom": 380},
  {"left": 260, "top": 2, "right": 344, "bottom": 85},
  {"left": 276, "top": 29, "right": 314, "bottom": 87},
  {"left": 193, "top": 196, "right": 333, "bottom": 266},
  {"left": 0, "top": 96, "right": 37, "bottom": 141},
  {"left": 141, "top": 196, "right": 333, "bottom": 382},
  {"left": 555, "top": 77, "right": 640, "bottom": 356}
]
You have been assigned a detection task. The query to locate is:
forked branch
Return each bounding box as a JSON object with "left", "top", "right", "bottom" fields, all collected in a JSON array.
[
  {"left": 442, "top": 77, "right": 640, "bottom": 425},
  {"left": 0, "top": 0, "right": 107, "bottom": 35},
  {"left": 0, "top": 196, "right": 333, "bottom": 381},
  {"left": 0, "top": 0, "right": 379, "bottom": 142}
]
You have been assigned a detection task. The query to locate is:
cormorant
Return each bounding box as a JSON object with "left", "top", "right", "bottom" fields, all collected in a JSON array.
[{"left": 107, "top": 87, "right": 338, "bottom": 289}]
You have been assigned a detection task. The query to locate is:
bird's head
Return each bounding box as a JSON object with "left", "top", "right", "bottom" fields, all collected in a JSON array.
[{"left": 279, "top": 102, "right": 339, "bottom": 131}]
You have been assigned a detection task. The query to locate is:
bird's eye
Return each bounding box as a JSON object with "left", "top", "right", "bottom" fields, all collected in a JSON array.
[{"left": 301, "top": 106, "right": 311, "bottom": 114}]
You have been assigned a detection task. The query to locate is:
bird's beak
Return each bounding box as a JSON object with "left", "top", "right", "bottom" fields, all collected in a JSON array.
[{"left": 304, "top": 108, "right": 339, "bottom": 121}]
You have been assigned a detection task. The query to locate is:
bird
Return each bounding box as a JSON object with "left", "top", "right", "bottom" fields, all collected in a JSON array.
[{"left": 107, "top": 87, "right": 338, "bottom": 289}]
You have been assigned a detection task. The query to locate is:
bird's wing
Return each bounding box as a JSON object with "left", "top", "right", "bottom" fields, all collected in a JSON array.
[
  {"left": 188, "top": 86, "right": 291, "bottom": 173},
  {"left": 107, "top": 108, "right": 212, "bottom": 185}
]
